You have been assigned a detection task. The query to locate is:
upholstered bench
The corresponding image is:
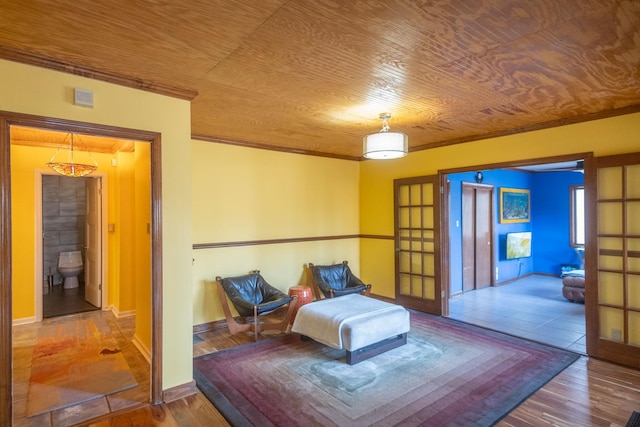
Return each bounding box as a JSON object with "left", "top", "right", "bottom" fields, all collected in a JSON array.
[
  {"left": 562, "top": 270, "right": 585, "bottom": 303},
  {"left": 291, "top": 294, "right": 410, "bottom": 365}
]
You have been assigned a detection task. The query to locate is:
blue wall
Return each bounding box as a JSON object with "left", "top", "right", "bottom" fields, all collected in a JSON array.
[
  {"left": 448, "top": 169, "right": 583, "bottom": 294},
  {"left": 531, "top": 171, "right": 585, "bottom": 275}
]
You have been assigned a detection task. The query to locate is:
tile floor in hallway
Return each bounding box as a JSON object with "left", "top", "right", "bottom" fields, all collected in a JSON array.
[
  {"left": 12, "top": 310, "right": 150, "bottom": 427},
  {"left": 448, "top": 274, "right": 586, "bottom": 353}
]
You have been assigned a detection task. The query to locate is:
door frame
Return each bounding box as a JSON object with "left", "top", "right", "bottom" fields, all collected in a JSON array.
[
  {"left": 439, "top": 152, "right": 592, "bottom": 315},
  {"left": 0, "top": 111, "right": 164, "bottom": 424},
  {"left": 35, "top": 172, "right": 107, "bottom": 322}
]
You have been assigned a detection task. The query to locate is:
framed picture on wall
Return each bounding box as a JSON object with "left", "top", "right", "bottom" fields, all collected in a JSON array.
[{"left": 499, "top": 188, "right": 530, "bottom": 223}]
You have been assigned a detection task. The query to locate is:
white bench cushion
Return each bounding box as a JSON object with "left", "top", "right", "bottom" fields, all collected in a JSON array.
[{"left": 291, "top": 294, "right": 410, "bottom": 351}]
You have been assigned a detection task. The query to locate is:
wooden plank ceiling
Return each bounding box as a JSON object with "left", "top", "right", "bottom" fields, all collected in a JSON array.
[{"left": 1, "top": 0, "right": 639, "bottom": 159}]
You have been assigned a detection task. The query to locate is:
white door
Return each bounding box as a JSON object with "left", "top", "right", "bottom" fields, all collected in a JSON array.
[{"left": 85, "top": 177, "right": 102, "bottom": 307}]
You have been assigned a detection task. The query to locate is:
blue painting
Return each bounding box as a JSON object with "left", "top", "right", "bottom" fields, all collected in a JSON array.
[{"left": 500, "top": 188, "right": 530, "bottom": 223}]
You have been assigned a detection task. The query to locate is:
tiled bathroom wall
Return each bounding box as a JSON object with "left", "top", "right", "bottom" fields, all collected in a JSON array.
[{"left": 42, "top": 175, "right": 86, "bottom": 290}]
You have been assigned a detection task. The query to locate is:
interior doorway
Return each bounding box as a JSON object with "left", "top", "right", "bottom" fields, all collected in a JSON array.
[
  {"left": 1, "top": 113, "right": 165, "bottom": 425},
  {"left": 461, "top": 183, "right": 494, "bottom": 291},
  {"left": 13, "top": 127, "right": 149, "bottom": 421},
  {"left": 443, "top": 156, "right": 588, "bottom": 352},
  {"left": 39, "top": 174, "right": 103, "bottom": 319}
]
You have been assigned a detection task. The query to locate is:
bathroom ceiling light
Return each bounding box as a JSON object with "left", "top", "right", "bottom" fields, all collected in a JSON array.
[
  {"left": 46, "top": 133, "right": 98, "bottom": 177},
  {"left": 363, "top": 113, "right": 408, "bottom": 160}
]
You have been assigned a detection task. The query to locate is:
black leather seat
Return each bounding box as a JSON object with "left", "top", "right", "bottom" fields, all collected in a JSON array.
[
  {"left": 309, "top": 261, "right": 372, "bottom": 299},
  {"left": 216, "top": 271, "right": 297, "bottom": 340}
]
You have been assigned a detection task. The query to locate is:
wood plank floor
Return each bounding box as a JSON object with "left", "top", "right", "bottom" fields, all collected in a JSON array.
[
  {"left": 498, "top": 356, "right": 640, "bottom": 426},
  {"left": 81, "top": 323, "right": 640, "bottom": 427},
  {"left": 16, "top": 312, "right": 640, "bottom": 426}
]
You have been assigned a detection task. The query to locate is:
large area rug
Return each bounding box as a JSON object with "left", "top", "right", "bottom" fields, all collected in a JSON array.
[
  {"left": 26, "top": 315, "right": 137, "bottom": 417},
  {"left": 194, "top": 312, "right": 579, "bottom": 426}
]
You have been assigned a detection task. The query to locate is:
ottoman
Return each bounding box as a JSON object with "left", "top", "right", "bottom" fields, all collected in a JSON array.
[
  {"left": 291, "top": 294, "right": 410, "bottom": 365},
  {"left": 562, "top": 270, "right": 585, "bottom": 303}
]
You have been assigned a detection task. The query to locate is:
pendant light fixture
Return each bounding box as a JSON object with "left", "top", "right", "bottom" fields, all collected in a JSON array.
[
  {"left": 363, "top": 113, "right": 408, "bottom": 159},
  {"left": 46, "top": 132, "right": 98, "bottom": 177}
]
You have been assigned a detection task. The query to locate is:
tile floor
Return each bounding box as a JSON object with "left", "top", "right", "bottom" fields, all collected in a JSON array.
[
  {"left": 43, "top": 285, "right": 100, "bottom": 318},
  {"left": 12, "top": 311, "right": 150, "bottom": 427},
  {"left": 448, "top": 274, "right": 586, "bottom": 353}
]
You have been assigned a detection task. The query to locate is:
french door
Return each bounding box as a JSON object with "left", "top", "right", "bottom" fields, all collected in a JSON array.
[
  {"left": 587, "top": 152, "right": 640, "bottom": 368},
  {"left": 394, "top": 175, "right": 441, "bottom": 314}
]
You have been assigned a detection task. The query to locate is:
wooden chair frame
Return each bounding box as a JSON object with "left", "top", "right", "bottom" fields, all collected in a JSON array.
[{"left": 216, "top": 276, "right": 298, "bottom": 341}]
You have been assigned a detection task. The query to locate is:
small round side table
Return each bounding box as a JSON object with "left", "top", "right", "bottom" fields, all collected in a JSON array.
[{"left": 288, "top": 285, "right": 313, "bottom": 324}]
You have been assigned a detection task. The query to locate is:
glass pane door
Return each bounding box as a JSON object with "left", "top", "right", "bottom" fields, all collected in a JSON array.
[
  {"left": 394, "top": 175, "right": 441, "bottom": 314},
  {"left": 588, "top": 154, "right": 640, "bottom": 368}
]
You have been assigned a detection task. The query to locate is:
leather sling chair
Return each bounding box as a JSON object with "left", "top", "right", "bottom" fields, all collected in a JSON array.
[
  {"left": 308, "top": 261, "right": 372, "bottom": 299},
  {"left": 216, "top": 271, "right": 297, "bottom": 341}
]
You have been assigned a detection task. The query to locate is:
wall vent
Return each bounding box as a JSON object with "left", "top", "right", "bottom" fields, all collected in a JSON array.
[{"left": 74, "top": 88, "right": 94, "bottom": 108}]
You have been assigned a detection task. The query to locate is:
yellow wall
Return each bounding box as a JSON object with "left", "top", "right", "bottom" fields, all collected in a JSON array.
[
  {"left": 1, "top": 59, "right": 193, "bottom": 391},
  {"left": 10, "top": 145, "right": 141, "bottom": 319},
  {"left": 134, "top": 142, "right": 152, "bottom": 351},
  {"left": 107, "top": 153, "right": 121, "bottom": 310},
  {"left": 191, "top": 112, "right": 640, "bottom": 323},
  {"left": 4, "top": 55, "right": 638, "bottom": 392},
  {"left": 191, "top": 141, "right": 361, "bottom": 325},
  {"left": 360, "top": 112, "right": 640, "bottom": 297},
  {"left": 10, "top": 145, "right": 116, "bottom": 318},
  {"left": 114, "top": 151, "right": 136, "bottom": 313}
]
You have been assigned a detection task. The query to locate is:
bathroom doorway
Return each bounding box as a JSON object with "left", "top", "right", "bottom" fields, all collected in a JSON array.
[
  {"left": 38, "top": 173, "right": 104, "bottom": 319},
  {"left": 3, "top": 113, "right": 164, "bottom": 423}
]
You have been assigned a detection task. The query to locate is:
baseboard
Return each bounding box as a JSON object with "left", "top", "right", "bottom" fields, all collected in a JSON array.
[
  {"left": 193, "top": 319, "right": 228, "bottom": 334},
  {"left": 12, "top": 316, "right": 36, "bottom": 326},
  {"left": 163, "top": 380, "right": 197, "bottom": 403},
  {"left": 132, "top": 333, "right": 151, "bottom": 364},
  {"left": 494, "top": 272, "right": 535, "bottom": 286},
  {"left": 534, "top": 272, "right": 561, "bottom": 278},
  {"left": 370, "top": 293, "right": 396, "bottom": 304},
  {"left": 110, "top": 305, "right": 136, "bottom": 318}
]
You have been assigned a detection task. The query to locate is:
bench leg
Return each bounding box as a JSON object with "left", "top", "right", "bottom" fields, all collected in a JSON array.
[{"left": 346, "top": 333, "right": 407, "bottom": 365}]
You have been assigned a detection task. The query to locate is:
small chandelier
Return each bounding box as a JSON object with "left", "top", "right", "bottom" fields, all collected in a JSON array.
[
  {"left": 363, "top": 113, "right": 408, "bottom": 159},
  {"left": 46, "top": 133, "right": 98, "bottom": 177}
]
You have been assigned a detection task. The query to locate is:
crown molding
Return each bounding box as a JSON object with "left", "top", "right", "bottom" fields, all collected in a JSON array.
[
  {"left": 191, "top": 133, "right": 362, "bottom": 161},
  {"left": 0, "top": 46, "right": 198, "bottom": 101}
]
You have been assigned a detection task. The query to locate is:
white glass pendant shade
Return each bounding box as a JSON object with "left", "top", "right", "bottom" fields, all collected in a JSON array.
[{"left": 363, "top": 131, "right": 408, "bottom": 159}]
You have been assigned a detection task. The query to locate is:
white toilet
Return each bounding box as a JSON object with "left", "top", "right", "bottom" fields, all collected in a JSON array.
[{"left": 58, "top": 251, "right": 83, "bottom": 289}]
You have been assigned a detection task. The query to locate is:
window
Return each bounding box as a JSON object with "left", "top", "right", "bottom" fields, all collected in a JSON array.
[{"left": 570, "top": 185, "right": 585, "bottom": 247}]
